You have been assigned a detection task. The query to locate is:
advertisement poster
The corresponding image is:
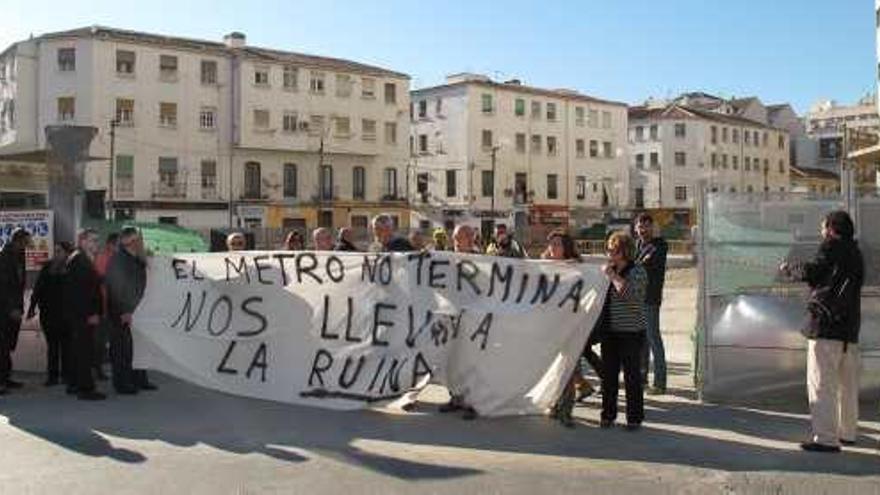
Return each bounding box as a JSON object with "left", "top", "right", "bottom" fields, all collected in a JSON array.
[{"left": 0, "top": 210, "right": 54, "bottom": 271}]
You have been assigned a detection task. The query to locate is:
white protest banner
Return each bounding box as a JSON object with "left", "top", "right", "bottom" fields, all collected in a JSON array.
[
  {"left": 132, "top": 251, "right": 608, "bottom": 417},
  {"left": 0, "top": 210, "right": 53, "bottom": 271}
]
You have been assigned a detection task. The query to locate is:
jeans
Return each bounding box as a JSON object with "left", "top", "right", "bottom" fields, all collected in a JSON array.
[{"left": 641, "top": 304, "right": 667, "bottom": 389}]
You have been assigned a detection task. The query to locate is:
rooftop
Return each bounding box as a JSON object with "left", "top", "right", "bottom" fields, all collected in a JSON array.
[{"left": 628, "top": 103, "right": 782, "bottom": 130}]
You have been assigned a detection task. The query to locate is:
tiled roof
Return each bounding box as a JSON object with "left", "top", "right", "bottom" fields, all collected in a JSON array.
[
  {"left": 414, "top": 79, "right": 627, "bottom": 108},
  {"left": 629, "top": 103, "right": 783, "bottom": 131},
  {"left": 22, "top": 25, "right": 409, "bottom": 79}
]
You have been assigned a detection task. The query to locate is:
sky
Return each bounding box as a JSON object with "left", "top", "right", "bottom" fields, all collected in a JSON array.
[{"left": 1, "top": 0, "right": 874, "bottom": 113}]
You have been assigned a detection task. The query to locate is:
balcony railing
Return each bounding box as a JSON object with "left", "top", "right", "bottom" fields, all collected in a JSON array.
[
  {"left": 151, "top": 181, "right": 187, "bottom": 199},
  {"left": 115, "top": 179, "right": 134, "bottom": 198}
]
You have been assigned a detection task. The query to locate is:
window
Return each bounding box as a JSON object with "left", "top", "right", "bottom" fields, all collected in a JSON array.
[
  {"left": 515, "top": 133, "right": 526, "bottom": 153},
  {"left": 384, "top": 122, "right": 397, "bottom": 145},
  {"left": 589, "top": 140, "right": 598, "bottom": 158},
  {"left": 335, "top": 74, "right": 352, "bottom": 97},
  {"left": 547, "top": 174, "right": 558, "bottom": 199},
  {"left": 254, "top": 66, "right": 270, "bottom": 86},
  {"left": 278, "top": 112, "right": 297, "bottom": 133},
  {"left": 116, "top": 50, "right": 135, "bottom": 75},
  {"left": 384, "top": 83, "right": 397, "bottom": 104},
  {"left": 674, "top": 123, "right": 686, "bottom": 138},
  {"left": 200, "top": 107, "right": 217, "bottom": 130},
  {"left": 546, "top": 102, "right": 557, "bottom": 121},
  {"left": 547, "top": 136, "right": 558, "bottom": 156},
  {"left": 362, "top": 119, "right": 376, "bottom": 141},
  {"left": 481, "top": 170, "right": 494, "bottom": 197},
  {"left": 635, "top": 154, "right": 645, "bottom": 169},
  {"left": 481, "top": 94, "right": 493, "bottom": 114},
  {"left": 244, "top": 161, "right": 261, "bottom": 199},
  {"left": 310, "top": 71, "right": 325, "bottom": 93},
  {"left": 778, "top": 135, "right": 785, "bottom": 149},
  {"left": 762, "top": 132, "right": 768, "bottom": 147},
  {"left": 732, "top": 155, "right": 739, "bottom": 170},
  {"left": 576, "top": 139, "right": 585, "bottom": 158},
  {"left": 601, "top": 111, "right": 611, "bottom": 129},
  {"left": 635, "top": 126, "right": 645, "bottom": 141},
  {"left": 576, "top": 176, "right": 586, "bottom": 200},
  {"left": 418, "top": 100, "right": 427, "bottom": 118},
  {"left": 57, "top": 48, "right": 75, "bottom": 72},
  {"left": 635, "top": 187, "right": 644, "bottom": 208},
  {"left": 309, "top": 115, "right": 325, "bottom": 135},
  {"left": 732, "top": 129, "right": 739, "bottom": 143},
  {"left": 283, "top": 66, "right": 298, "bottom": 90},
  {"left": 650, "top": 152, "right": 659, "bottom": 168},
  {"left": 711, "top": 126, "right": 718, "bottom": 144},
  {"left": 158, "top": 157, "right": 179, "bottom": 188},
  {"left": 57, "top": 97, "right": 75, "bottom": 122},
  {"left": 778, "top": 160, "right": 785, "bottom": 174},
  {"left": 159, "top": 102, "right": 177, "bottom": 127},
  {"left": 650, "top": 125, "right": 658, "bottom": 140},
  {"left": 754, "top": 131, "right": 760, "bottom": 146},
  {"left": 530, "top": 134, "right": 542, "bottom": 154},
  {"left": 763, "top": 158, "right": 769, "bottom": 171},
  {"left": 515, "top": 98, "right": 526, "bottom": 117},
  {"left": 435, "top": 98, "right": 443, "bottom": 116},
  {"left": 675, "top": 185, "right": 687, "bottom": 201},
  {"left": 673, "top": 152, "right": 685, "bottom": 167},
  {"left": 711, "top": 153, "right": 717, "bottom": 169},
  {"left": 481, "top": 129, "right": 493, "bottom": 149},
  {"left": 416, "top": 173, "right": 429, "bottom": 195},
  {"left": 334, "top": 116, "right": 350, "bottom": 136},
  {"left": 721, "top": 154, "right": 728, "bottom": 169},
  {"left": 361, "top": 77, "right": 376, "bottom": 98},
  {"left": 588, "top": 109, "right": 599, "bottom": 127},
  {"left": 253, "top": 109, "right": 270, "bottom": 129},
  {"left": 603, "top": 141, "right": 612, "bottom": 158},
  {"left": 201, "top": 160, "right": 217, "bottom": 198},
  {"left": 446, "top": 169, "right": 457, "bottom": 197},
  {"left": 115, "top": 98, "right": 134, "bottom": 126},
  {"left": 531, "top": 101, "right": 541, "bottom": 119},
  {"left": 159, "top": 55, "right": 178, "bottom": 80},
  {"left": 744, "top": 130, "right": 751, "bottom": 145},
  {"left": 115, "top": 155, "right": 134, "bottom": 197},
  {"left": 721, "top": 127, "right": 728, "bottom": 143},
  {"left": 283, "top": 163, "right": 297, "bottom": 198},
  {"left": 744, "top": 157, "right": 751, "bottom": 171},
  {"left": 353, "top": 166, "right": 366, "bottom": 200},
  {"left": 419, "top": 134, "right": 428, "bottom": 153},
  {"left": 320, "top": 165, "right": 334, "bottom": 199},
  {"left": 575, "top": 106, "right": 585, "bottom": 126},
  {"left": 201, "top": 60, "right": 217, "bottom": 85}
]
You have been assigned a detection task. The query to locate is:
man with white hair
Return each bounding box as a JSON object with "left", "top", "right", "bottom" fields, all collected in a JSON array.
[
  {"left": 311, "top": 228, "right": 334, "bottom": 251},
  {"left": 369, "top": 214, "right": 413, "bottom": 252},
  {"left": 452, "top": 224, "right": 479, "bottom": 254},
  {"left": 226, "top": 232, "right": 246, "bottom": 251}
]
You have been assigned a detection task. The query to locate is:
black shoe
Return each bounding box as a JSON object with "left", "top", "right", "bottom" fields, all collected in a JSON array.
[
  {"left": 401, "top": 402, "right": 417, "bottom": 412},
  {"left": 77, "top": 391, "right": 107, "bottom": 401},
  {"left": 800, "top": 442, "right": 840, "bottom": 453},
  {"left": 461, "top": 407, "right": 478, "bottom": 421},
  {"left": 115, "top": 386, "right": 139, "bottom": 395},
  {"left": 625, "top": 422, "right": 642, "bottom": 431},
  {"left": 44, "top": 378, "right": 59, "bottom": 387},
  {"left": 840, "top": 439, "right": 856, "bottom": 447},
  {"left": 439, "top": 401, "right": 462, "bottom": 413},
  {"left": 600, "top": 419, "right": 614, "bottom": 428},
  {"left": 139, "top": 382, "right": 158, "bottom": 391},
  {"left": 6, "top": 379, "right": 23, "bottom": 389}
]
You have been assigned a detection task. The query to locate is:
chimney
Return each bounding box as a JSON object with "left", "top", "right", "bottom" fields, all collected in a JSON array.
[{"left": 223, "top": 32, "right": 246, "bottom": 49}]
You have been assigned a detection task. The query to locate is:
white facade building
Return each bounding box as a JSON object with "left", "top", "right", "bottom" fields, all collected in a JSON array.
[
  {"left": 410, "top": 74, "right": 629, "bottom": 233},
  {"left": 0, "top": 26, "right": 411, "bottom": 231}
]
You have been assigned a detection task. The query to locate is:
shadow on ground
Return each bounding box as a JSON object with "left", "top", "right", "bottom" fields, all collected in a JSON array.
[{"left": 0, "top": 369, "right": 878, "bottom": 480}]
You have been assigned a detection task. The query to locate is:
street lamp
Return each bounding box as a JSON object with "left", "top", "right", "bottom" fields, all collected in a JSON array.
[
  {"left": 488, "top": 137, "right": 510, "bottom": 223},
  {"left": 108, "top": 118, "right": 119, "bottom": 222}
]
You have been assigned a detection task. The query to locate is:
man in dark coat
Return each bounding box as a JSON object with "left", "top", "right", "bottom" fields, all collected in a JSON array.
[
  {"left": 635, "top": 213, "right": 669, "bottom": 394},
  {"left": 0, "top": 228, "right": 31, "bottom": 393},
  {"left": 63, "top": 228, "right": 105, "bottom": 400},
  {"left": 27, "top": 242, "right": 74, "bottom": 386},
  {"left": 105, "top": 227, "right": 154, "bottom": 393},
  {"left": 333, "top": 227, "right": 359, "bottom": 252},
  {"left": 780, "top": 210, "right": 864, "bottom": 453},
  {"left": 368, "top": 214, "right": 413, "bottom": 252}
]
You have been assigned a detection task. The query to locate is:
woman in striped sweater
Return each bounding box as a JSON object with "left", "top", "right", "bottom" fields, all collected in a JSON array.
[{"left": 599, "top": 231, "right": 648, "bottom": 430}]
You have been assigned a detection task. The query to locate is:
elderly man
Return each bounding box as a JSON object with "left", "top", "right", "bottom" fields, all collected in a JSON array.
[
  {"left": 334, "top": 227, "right": 359, "bottom": 252},
  {"left": 311, "top": 227, "right": 335, "bottom": 251},
  {"left": 369, "top": 214, "right": 413, "bottom": 252},
  {"left": 0, "top": 228, "right": 32, "bottom": 393},
  {"left": 452, "top": 224, "right": 479, "bottom": 254},
  {"left": 226, "top": 232, "right": 246, "bottom": 251}
]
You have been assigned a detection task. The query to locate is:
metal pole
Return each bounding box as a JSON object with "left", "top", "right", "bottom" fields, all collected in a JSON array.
[
  {"left": 491, "top": 146, "right": 497, "bottom": 218},
  {"left": 108, "top": 119, "right": 118, "bottom": 221}
]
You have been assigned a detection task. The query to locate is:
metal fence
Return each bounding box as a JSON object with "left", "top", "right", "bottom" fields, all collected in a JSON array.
[{"left": 696, "top": 190, "right": 880, "bottom": 402}]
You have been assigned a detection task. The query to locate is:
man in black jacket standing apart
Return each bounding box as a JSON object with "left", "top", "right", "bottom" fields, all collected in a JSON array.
[
  {"left": 780, "top": 210, "right": 864, "bottom": 453},
  {"left": 0, "top": 228, "right": 31, "bottom": 394},
  {"left": 106, "top": 227, "right": 154, "bottom": 394},
  {"left": 635, "top": 213, "right": 668, "bottom": 394},
  {"left": 64, "top": 228, "right": 105, "bottom": 400}
]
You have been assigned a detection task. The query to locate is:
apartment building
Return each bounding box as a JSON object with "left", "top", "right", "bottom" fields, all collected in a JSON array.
[
  {"left": 0, "top": 26, "right": 411, "bottom": 231},
  {"left": 410, "top": 73, "right": 629, "bottom": 233},
  {"left": 628, "top": 98, "right": 790, "bottom": 217}
]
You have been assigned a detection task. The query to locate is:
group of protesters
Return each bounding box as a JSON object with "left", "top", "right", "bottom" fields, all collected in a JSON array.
[
  {"left": 0, "top": 208, "right": 866, "bottom": 452},
  {"left": 0, "top": 226, "right": 154, "bottom": 401}
]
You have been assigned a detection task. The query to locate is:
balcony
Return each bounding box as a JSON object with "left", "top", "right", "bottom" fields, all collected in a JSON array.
[
  {"left": 115, "top": 179, "right": 134, "bottom": 199},
  {"left": 151, "top": 181, "right": 186, "bottom": 199},
  {"left": 381, "top": 190, "right": 405, "bottom": 202},
  {"left": 312, "top": 185, "right": 340, "bottom": 202}
]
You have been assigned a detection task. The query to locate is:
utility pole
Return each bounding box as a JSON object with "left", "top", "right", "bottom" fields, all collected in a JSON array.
[
  {"left": 108, "top": 119, "right": 119, "bottom": 222},
  {"left": 490, "top": 145, "right": 498, "bottom": 220}
]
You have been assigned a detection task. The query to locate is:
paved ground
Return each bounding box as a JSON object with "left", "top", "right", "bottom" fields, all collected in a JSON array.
[{"left": 1, "top": 266, "right": 878, "bottom": 494}]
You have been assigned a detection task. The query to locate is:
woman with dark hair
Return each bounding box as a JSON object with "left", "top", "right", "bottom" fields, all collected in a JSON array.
[
  {"left": 283, "top": 230, "right": 305, "bottom": 251},
  {"left": 27, "top": 242, "right": 75, "bottom": 386}
]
